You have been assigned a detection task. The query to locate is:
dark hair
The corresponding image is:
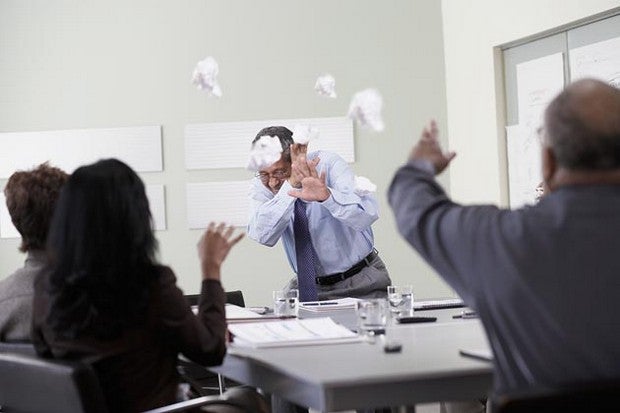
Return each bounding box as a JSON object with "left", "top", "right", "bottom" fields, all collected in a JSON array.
[
  {"left": 4, "top": 163, "right": 68, "bottom": 252},
  {"left": 545, "top": 79, "right": 620, "bottom": 170},
  {"left": 252, "top": 126, "right": 294, "bottom": 162},
  {"left": 45, "top": 159, "right": 158, "bottom": 340}
]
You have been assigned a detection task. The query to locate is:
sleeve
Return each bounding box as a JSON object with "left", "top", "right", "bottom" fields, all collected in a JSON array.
[
  {"left": 247, "top": 177, "right": 296, "bottom": 246},
  {"left": 317, "top": 152, "right": 379, "bottom": 231},
  {"left": 156, "top": 267, "right": 227, "bottom": 367},
  {"left": 387, "top": 160, "right": 503, "bottom": 306}
]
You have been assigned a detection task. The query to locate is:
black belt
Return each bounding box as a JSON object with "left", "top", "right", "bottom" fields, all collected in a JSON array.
[{"left": 315, "top": 249, "right": 378, "bottom": 286}]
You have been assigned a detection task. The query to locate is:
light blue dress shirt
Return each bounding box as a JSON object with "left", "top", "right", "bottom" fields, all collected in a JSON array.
[{"left": 248, "top": 151, "right": 378, "bottom": 275}]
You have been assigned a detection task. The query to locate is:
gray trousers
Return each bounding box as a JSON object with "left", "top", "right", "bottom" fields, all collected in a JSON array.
[
  {"left": 283, "top": 254, "right": 392, "bottom": 300},
  {"left": 276, "top": 254, "right": 391, "bottom": 413}
]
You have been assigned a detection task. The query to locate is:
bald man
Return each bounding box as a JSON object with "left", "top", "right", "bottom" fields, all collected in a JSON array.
[{"left": 388, "top": 79, "right": 620, "bottom": 398}]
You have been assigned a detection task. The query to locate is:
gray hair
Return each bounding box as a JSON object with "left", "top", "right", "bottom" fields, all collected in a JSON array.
[
  {"left": 252, "top": 126, "right": 294, "bottom": 162},
  {"left": 544, "top": 79, "right": 620, "bottom": 170}
]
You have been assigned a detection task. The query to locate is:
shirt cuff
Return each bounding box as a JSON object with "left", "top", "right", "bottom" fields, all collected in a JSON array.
[{"left": 319, "top": 187, "right": 361, "bottom": 210}]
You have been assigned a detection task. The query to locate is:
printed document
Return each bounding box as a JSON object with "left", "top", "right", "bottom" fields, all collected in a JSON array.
[{"left": 228, "top": 317, "right": 361, "bottom": 348}]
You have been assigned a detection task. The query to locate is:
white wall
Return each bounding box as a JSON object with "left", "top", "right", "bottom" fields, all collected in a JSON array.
[
  {"left": 0, "top": 0, "right": 453, "bottom": 305},
  {"left": 441, "top": 0, "right": 620, "bottom": 206}
]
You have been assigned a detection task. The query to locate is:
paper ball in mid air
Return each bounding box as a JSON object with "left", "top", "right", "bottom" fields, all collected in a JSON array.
[
  {"left": 192, "top": 56, "right": 222, "bottom": 98},
  {"left": 247, "top": 135, "right": 283, "bottom": 171},
  {"left": 354, "top": 176, "right": 377, "bottom": 196},
  {"left": 292, "top": 124, "right": 320, "bottom": 145},
  {"left": 347, "top": 88, "right": 384, "bottom": 132},
  {"left": 315, "top": 74, "right": 337, "bottom": 98}
]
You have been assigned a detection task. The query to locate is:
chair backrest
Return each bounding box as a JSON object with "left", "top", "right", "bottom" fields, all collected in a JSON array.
[
  {"left": 185, "top": 290, "right": 245, "bottom": 308},
  {"left": 225, "top": 290, "right": 245, "bottom": 307},
  {"left": 0, "top": 352, "right": 108, "bottom": 413},
  {"left": 0, "top": 340, "right": 37, "bottom": 356},
  {"left": 492, "top": 378, "right": 620, "bottom": 413}
]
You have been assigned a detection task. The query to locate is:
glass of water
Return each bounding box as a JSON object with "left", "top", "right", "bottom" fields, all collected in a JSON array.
[
  {"left": 356, "top": 298, "right": 388, "bottom": 335},
  {"left": 387, "top": 285, "right": 414, "bottom": 317},
  {"left": 273, "top": 289, "right": 299, "bottom": 317}
]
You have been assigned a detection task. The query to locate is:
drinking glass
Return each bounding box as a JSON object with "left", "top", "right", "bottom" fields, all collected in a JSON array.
[
  {"left": 356, "top": 298, "right": 388, "bottom": 334},
  {"left": 273, "top": 289, "right": 299, "bottom": 317},
  {"left": 387, "top": 285, "right": 414, "bottom": 317}
]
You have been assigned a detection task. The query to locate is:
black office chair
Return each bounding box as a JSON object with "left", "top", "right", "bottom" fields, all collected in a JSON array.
[
  {"left": 491, "top": 378, "right": 620, "bottom": 413},
  {"left": 180, "top": 290, "right": 245, "bottom": 396},
  {"left": 0, "top": 352, "right": 268, "bottom": 413},
  {"left": 185, "top": 290, "right": 245, "bottom": 308}
]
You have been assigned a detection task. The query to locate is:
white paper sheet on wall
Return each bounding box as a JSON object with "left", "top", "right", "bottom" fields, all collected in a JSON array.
[
  {"left": 0, "top": 192, "right": 20, "bottom": 239},
  {"left": 569, "top": 36, "right": 620, "bottom": 88},
  {"left": 516, "top": 53, "right": 565, "bottom": 133},
  {"left": 510, "top": 53, "right": 564, "bottom": 209},
  {"left": 186, "top": 181, "right": 251, "bottom": 228},
  {"left": 0, "top": 184, "right": 166, "bottom": 238},
  {"left": 185, "top": 116, "right": 354, "bottom": 170},
  {"left": 506, "top": 125, "right": 541, "bottom": 209},
  {"left": 0, "top": 125, "right": 163, "bottom": 179},
  {"left": 145, "top": 184, "right": 167, "bottom": 231}
]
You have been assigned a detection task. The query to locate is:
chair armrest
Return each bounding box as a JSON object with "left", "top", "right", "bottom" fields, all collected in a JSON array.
[{"left": 141, "top": 395, "right": 252, "bottom": 413}]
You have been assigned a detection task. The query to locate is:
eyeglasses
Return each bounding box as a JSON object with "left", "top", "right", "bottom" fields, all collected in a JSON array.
[{"left": 255, "top": 169, "right": 290, "bottom": 183}]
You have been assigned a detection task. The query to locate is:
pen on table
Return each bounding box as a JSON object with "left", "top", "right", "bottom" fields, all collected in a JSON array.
[
  {"left": 302, "top": 301, "right": 339, "bottom": 306},
  {"left": 452, "top": 310, "right": 478, "bottom": 319}
]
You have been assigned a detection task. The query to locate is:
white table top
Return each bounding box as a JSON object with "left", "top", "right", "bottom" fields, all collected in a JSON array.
[{"left": 212, "top": 308, "right": 493, "bottom": 412}]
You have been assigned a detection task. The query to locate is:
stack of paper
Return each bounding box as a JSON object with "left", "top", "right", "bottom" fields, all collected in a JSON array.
[
  {"left": 193, "top": 304, "right": 272, "bottom": 323},
  {"left": 228, "top": 317, "right": 361, "bottom": 348},
  {"left": 225, "top": 304, "right": 265, "bottom": 322},
  {"left": 299, "top": 297, "right": 359, "bottom": 313}
]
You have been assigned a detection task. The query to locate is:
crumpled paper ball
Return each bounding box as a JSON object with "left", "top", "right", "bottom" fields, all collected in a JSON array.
[
  {"left": 347, "top": 88, "right": 384, "bottom": 132},
  {"left": 354, "top": 176, "right": 377, "bottom": 196},
  {"left": 246, "top": 135, "right": 283, "bottom": 171},
  {"left": 292, "top": 124, "right": 320, "bottom": 145},
  {"left": 192, "top": 56, "right": 222, "bottom": 97},
  {"left": 315, "top": 74, "right": 337, "bottom": 98}
]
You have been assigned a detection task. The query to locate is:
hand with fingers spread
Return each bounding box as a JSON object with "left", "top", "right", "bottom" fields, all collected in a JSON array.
[
  {"left": 288, "top": 143, "right": 308, "bottom": 189},
  {"left": 409, "top": 120, "right": 456, "bottom": 175},
  {"left": 288, "top": 156, "right": 331, "bottom": 202},
  {"left": 197, "top": 222, "right": 244, "bottom": 280}
]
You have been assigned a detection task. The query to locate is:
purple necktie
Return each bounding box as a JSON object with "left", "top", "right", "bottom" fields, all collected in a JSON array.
[{"left": 293, "top": 199, "right": 319, "bottom": 302}]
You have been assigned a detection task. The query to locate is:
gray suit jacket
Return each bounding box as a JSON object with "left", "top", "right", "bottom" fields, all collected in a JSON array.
[
  {"left": 0, "top": 250, "right": 46, "bottom": 341},
  {"left": 389, "top": 161, "right": 620, "bottom": 393}
]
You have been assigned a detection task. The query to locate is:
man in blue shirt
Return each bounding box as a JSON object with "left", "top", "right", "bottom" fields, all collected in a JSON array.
[{"left": 248, "top": 126, "right": 391, "bottom": 300}]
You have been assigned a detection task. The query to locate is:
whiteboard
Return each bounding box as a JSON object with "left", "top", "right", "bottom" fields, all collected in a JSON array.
[
  {"left": 510, "top": 53, "right": 564, "bottom": 209},
  {"left": 501, "top": 13, "right": 620, "bottom": 208}
]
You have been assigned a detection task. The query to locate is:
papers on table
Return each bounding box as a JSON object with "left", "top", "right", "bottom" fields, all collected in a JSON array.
[
  {"left": 299, "top": 297, "right": 359, "bottom": 312},
  {"left": 413, "top": 297, "right": 464, "bottom": 311},
  {"left": 225, "top": 304, "right": 264, "bottom": 321},
  {"left": 192, "top": 304, "right": 288, "bottom": 323},
  {"left": 228, "top": 317, "right": 361, "bottom": 348}
]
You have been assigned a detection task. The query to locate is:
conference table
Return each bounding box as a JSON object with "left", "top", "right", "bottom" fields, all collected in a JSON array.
[{"left": 210, "top": 307, "right": 493, "bottom": 412}]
